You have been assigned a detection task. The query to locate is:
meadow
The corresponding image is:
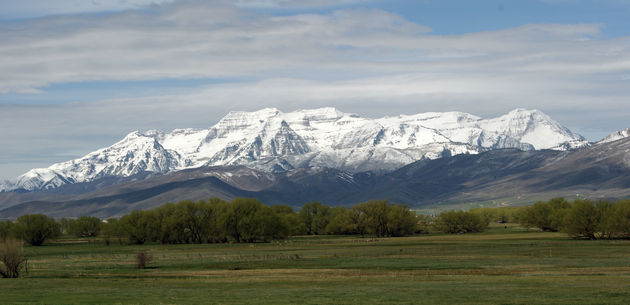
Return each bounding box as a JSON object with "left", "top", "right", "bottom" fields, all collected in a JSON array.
[{"left": 2, "top": 224, "right": 630, "bottom": 304}]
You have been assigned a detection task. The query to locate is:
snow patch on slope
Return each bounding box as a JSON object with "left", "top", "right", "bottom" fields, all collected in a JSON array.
[{"left": 599, "top": 128, "right": 630, "bottom": 144}]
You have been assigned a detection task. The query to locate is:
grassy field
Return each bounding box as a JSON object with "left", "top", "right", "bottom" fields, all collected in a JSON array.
[{"left": 2, "top": 224, "right": 630, "bottom": 304}]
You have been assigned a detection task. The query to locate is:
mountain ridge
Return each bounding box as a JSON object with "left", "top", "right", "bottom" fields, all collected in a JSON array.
[
  {"left": 1, "top": 107, "right": 588, "bottom": 192},
  {"left": 2, "top": 136, "right": 629, "bottom": 219},
  {"left": 599, "top": 128, "right": 630, "bottom": 144}
]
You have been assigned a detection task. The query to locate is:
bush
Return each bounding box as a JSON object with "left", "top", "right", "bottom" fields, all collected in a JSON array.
[
  {"left": 69, "top": 216, "right": 101, "bottom": 238},
  {"left": 596, "top": 200, "right": 617, "bottom": 239},
  {"left": 562, "top": 200, "right": 600, "bottom": 239},
  {"left": 385, "top": 203, "right": 418, "bottom": 237},
  {"left": 610, "top": 200, "right": 630, "bottom": 238},
  {"left": 434, "top": 210, "right": 487, "bottom": 234},
  {"left": 519, "top": 198, "right": 570, "bottom": 232},
  {"left": 253, "top": 207, "right": 290, "bottom": 241},
  {"left": 0, "top": 221, "right": 13, "bottom": 242},
  {"left": 325, "top": 207, "right": 357, "bottom": 235},
  {"left": 0, "top": 239, "right": 27, "bottom": 278},
  {"left": 299, "top": 202, "right": 330, "bottom": 235},
  {"left": 135, "top": 250, "right": 152, "bottom": 269},
  {"left": 119, "top": 210, "right": 158, "bottom": 245},
  {"left": 101, "top": 218, "right": 124, "bottom": 245},
  {"left": 273, "top": 205, "right": 307, "bottom": 236},
  {"left": 415, "top": 214, "right": 433, "bottom": 234},
  {"left": 13, "top": 214, "right": 60, "bottom": 246},
  {"left": 223, "top": 198, "right": 289, "bottom": 243},
  {"left": 349, "top": 200, "right": 418, "bottom": 237},
  {"left": 469, "top": 208, "right": 496, "bottom": 225},
  {"left": 515, "top": 198, "right": 630, "bottom": 240}
]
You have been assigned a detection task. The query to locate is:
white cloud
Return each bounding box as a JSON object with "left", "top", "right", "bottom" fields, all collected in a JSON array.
[
  {"left": 1, "top": 1, "right": 630, "bottom": 179},
  {"left": 232, "top": 0, "right": 372, "bottom": 8},
  {"left": 0, "top": 0, "right": 371, "bottom": 21},
  {"left": 1, "top": 74, "right": 628, "bottom": 157},
  {"left": 0, "top": 0, "right": 177, "bottom": 19},
  {"left": 1, "top": 2, "right": 626, "bottom": 95},
  {"left": 1, "top": 71, "right": 629, "bottom": 179}
]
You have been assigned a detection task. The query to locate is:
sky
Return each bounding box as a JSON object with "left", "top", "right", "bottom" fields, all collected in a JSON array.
[{"left": 1, "top": 0, "right": 630, "bottom": 180}]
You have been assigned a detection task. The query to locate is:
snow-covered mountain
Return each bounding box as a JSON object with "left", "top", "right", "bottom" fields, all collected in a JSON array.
[
  {"left": 0, "top": 107, "right": 588, "bottom": 192},
  {"left": 599, "top": 128, "right": 630, "bottom": 144}
]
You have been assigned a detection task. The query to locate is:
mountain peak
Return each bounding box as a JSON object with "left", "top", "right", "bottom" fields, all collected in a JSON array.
[
  {"left": 480, "top": 108, "right": 585, "bottom": 150},
  {"left": 225, "top": 107, "right": 281, "bottom": 118},
  {"left": 509, "top": 108, "right": 539, "bottom": 113},
  {"left": 1, "top": 107, "right": 590, "bottom": 192},
  {"left": 123, "top": 130, "right": 143, "bottom": 138},
  {"left": 599, "top": 128, "right": 630, "bottom": 144},
  {"left": 506, "top": 108, "right": 546, "bottom": 118},
  {"left": 299, "top": 107, "right": 345, "bottom": 117},
  {"left": 117, "top": 130, "right": 163, "bottom": 147}
]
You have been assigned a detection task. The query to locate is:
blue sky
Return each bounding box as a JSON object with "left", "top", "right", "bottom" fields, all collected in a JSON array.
[
  {"left": 1, "top": 0, "right": 630, "bottom": 180},
  {"left": 373, "top": 0, "right": 630, "bottom": 37}
]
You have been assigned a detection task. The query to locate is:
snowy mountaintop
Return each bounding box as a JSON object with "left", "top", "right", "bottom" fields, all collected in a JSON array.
[
  {"left": 599, "top": 128, "right": 630, "bottom": 144},
  {"left": 1, "top": 107, "right": 589, "bottom": 192}
]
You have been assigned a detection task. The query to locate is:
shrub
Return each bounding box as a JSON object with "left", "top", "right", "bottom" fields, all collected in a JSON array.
[
  {"left": 69, "top": 216, "right": 101, "bottom": 238},
  {"left": 223, "top": 198, "right": 289, "bottom": 242},
  {"left": 0, "top": 221, "right": 13, "bottom": 242},
  {"left": 273, "top": 205, "right": 307, "bottom": 236},
  {"left": 434, "top": 210, "right": 487, "bottom": 233},
  {"left": 135, "top": 250, "right": 152, "bottom": 269},
  {"left": 0, "top": 239, "right": 27, "bottom": 278},
  {"left": 562, "top": 200, "right": 599, "bottom": 239},
  {"left": 299, "top": 202, "right": 330, "bottom": 235},
  {"left": 101, "top": 218, "right": 123, "bottom": 245},
  {"left": 415, "top": 214, "right": 433, "bottom": 234},
  {"left": 385, "top": 204, "right": 418, "bottom": 237},
  {"left": 325, "top": 207, "right": 357, "bottom": 235},
  {"left": 519, "top": 198, "right": 570, "bottom": 232},
  {"left": 611, "top": 200, "right": 630, "bottom": 238},
  {"left": 13, "top": 214, "right": 60, "bottom": 246},
  {"left": 469, "top": 208, "right": 496, "bottom": 225},
  {"left": 119, "top": 210, "right": 158, "bottom": 244},
  {"left": 348, "top": 200, "right": 418, "bottom": 237},
  {"left": 596, "top": 200, "right": 617, "bottom": 239}
]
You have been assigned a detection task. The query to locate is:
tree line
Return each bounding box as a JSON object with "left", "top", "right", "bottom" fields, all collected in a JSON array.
[
  {"left": 517, "top": 198, "right": 630, "bottom": 239},
  {"left": 0, "top": 198, "right": 425, "bottom": 246},
  {"left": 4, "top": 197, "right": 626, "bottom": 246},
  {"left": 436, "top": 198, "right": 630, "bottom": 239}
]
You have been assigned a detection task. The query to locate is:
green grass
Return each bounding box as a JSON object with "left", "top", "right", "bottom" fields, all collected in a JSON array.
[{"left": 2, "top": 224, "right": 630, "bottom": 304}]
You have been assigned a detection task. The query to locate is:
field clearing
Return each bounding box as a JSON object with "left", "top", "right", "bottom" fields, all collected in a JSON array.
[{"left": 2, "top": 225, "right": 630, "bottom": 304}]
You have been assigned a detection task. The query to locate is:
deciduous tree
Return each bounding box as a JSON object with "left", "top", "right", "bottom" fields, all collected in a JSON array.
[{"left": 14, "top": 214, "right": 60, "bottom": 246}]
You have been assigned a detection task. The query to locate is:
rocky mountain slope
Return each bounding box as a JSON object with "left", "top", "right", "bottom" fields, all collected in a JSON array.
[
  {"left": 0, "top": 107, "right": 588, "bottom": 192},
  {"left": 599, "top": 128, "right": 630, "bottom": 144},
  {"left": 2, "top": 135, "right": 627, "bottom": 219}
]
